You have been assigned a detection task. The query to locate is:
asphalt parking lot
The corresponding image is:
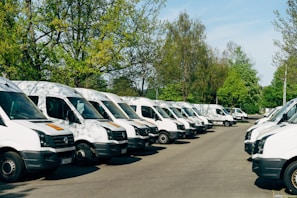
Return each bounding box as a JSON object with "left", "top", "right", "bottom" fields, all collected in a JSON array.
[{"left": 0, "top": 119, "right": 294, "bottom": 198}]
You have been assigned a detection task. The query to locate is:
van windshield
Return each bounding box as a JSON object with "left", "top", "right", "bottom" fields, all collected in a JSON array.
[
  {"left": 269, "top": 99, "right": 294, "bottom": 122},
  {"left": 170, "top": 107, "right": 184, "bottom": 118},
  {"left": 102, "top": 101, "right": 128, "bottom": 119},
  {"left": 118, "top": 102, "right": 140, "bottom": 119},
  {"left": 183, "top": 107, "right": 195, "bottom": 117},
  {"left": 68, "top": 97, "right": 103, "bottom": 119},
  {"left": 192, "top": 107, "right": 202, "bottom": 116},
  {"left": 154, "top": 106, "right": 170, "bottom": 118},
  {"left": 0, "top": 91, "right": 46, "bottom": 120}
]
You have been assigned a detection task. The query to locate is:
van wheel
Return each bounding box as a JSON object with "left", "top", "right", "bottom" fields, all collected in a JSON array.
[
  {"left": 224, "top": 121, "right": 231, "bottom": 127},
  {"left": 74, "top": 143, "right": 94, "bottom": 166},
  {"left": 284, "top": 161, "right": 297, "bottom": 194},
  {"left": 0, "top": 152, "right": 25, "bottom": 183},
  {"left": 158, "top": 132, "right": 170, "bottom": 144}
]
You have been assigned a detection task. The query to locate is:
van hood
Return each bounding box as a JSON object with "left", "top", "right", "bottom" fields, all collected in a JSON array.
[
  {"left": 85, "top": 119, "right": 126, "bottom": 131},
  {"left": 14, "top": 119, "right": 72, "bottom": 135},
  {"left": 257, "top": 122, "right": 292, "bottom": 140}
]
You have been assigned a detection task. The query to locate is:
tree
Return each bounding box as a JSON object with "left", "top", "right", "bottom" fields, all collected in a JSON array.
[
  {"left": 272, "top": 0, "right": 297, "bottom": 105},
  {"left": 156, "top": 12, "right": 208, "bottom": 101},
  {"left": 217, "top": 69, "right": 249, "bottom": 107},
  {"left": 221, "top": 42, "right": 261, "bottom": 113}
]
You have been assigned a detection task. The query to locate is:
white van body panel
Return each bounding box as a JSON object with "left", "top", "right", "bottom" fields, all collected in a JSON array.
[
  {"left": 101, "top": 92, "right": 159, "bottom": 144},
  {"left": 75, "top": 88, "right": 150, "bottom": 150},
  {"left": 154, "top": 100, "right": 196, "bottom": 137},
  {"left": 14, "top": 81, "right": 128, "bottom": 162},
  {"left": 0, "top": 77, "right": 75, "bottom": 182},
  {"left": 121, "top": 96, "right": 186, "bottom": 143},
  {"left": 192, "top": 104, "right": 235, "bottom": 126}
]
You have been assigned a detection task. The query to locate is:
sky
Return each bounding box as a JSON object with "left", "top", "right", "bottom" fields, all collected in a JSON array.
[{"left": 158, "top": 0, "right": 288, "bottom": 86}]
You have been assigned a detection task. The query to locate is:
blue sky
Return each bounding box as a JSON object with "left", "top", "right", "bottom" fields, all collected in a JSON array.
[{"left": 158, "top": 0, "right": 288, "bottom": 86}]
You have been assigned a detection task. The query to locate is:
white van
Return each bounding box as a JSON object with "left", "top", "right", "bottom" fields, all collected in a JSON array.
[
  {"left": 168, "top": 101, "right": 207, "bottom": 133},
  {"left": 14, "top": 81, "right": 128, "bottom": 165},
  {"left": 122, "top": 97, "right": 186, "bottom": 144},
  {"left": 194, "top": 104, "right": 235, "bottom": 126},
  {"left": 254, "top": 106, "right": 282, "bottom": 125},
  {"left": 252, "top": 116, "right": 297, "bottom": 194},
  {"left": 191, "top": 104, "right": 214, "bottom": 129},
  {"left": 0, "top": 77, "right": 75, "bottom": 182},
  {"left": 230, "top": 108, "right": 248, "bottom": 120},
  {"left": 244, "top": 98, "right": 297, "bottom": 155},
  {"left": 154, "top": 100, "right": 196, "bottom": 138},
  {"left": 75, "top": 88, "right": 150, "bottom": 150},
  {"left": 101, "top": 92, "right": 159, "bottom": 145}
]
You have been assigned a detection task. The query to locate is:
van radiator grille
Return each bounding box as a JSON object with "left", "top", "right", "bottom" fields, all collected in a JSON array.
[
  {"left": 112, "top": 130, "right": 127, "bottom": 141},
  {"left": 52, "top": 134, "right": 75, "bottom": 148}
]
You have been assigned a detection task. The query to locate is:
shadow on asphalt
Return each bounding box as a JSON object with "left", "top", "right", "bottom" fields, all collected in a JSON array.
[
  {"left": 0, "top": 182, "right": 28, "bottom": 198},
  {"left": 254, "top": 177, "right": 285, "bottom": 191}
]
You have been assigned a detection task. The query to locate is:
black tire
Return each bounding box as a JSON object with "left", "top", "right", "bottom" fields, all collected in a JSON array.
[
  {"left": 224, "top": 121, "right": 231, "bottom": 127},
  {"left": 74, "top": 143, "right": 94, "bottom": 166},
  {"left": 0, "top": 151, "right": 25, "bottom": 183},
  {"left": 158, "top": 132, "right": 170, "bottom": 144},
  {"left": 284, "top": 161, "right": 297, "bottom": 195}
]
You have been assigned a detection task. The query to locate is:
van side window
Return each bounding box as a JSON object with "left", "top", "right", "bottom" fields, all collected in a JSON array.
[
  {"left": 141, "top": 106, "right": 155, "bottom": 119},
  {"left": 28, "top": 96, "right": 39, "bottom": 105},
  {"left": 89, "top": 101, "right": 110, "bottom": 120},
  {"left": 46, "top": 97, "right": 74, "bottom": 121},
  {"left": 216, "top": 109, "right": 224, "bottom": 115}
]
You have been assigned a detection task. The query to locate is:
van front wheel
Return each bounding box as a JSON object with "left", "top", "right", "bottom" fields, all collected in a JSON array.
[
  {"left": 158, "top": 132, "right": 170, "bottom": 144},
  {"left": 284, "top": 161, "right": 297, "bottom": 195},
  {"left": 74, "top": 143, "right": 94, "bottom": 166},
  {"left": 0, "top": 151, "right": 25, "bottom": 183},
  {"left": 223, "top": 121, "right": 231, "bottom": 127}
]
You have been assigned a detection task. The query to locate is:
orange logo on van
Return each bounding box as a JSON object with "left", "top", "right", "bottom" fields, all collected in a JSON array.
[
  {"left": 108, "top": 122, "right": 120, "bottom": 128},
  {"left": 47, "top": 123, "right": 64, "bottom": 131}
]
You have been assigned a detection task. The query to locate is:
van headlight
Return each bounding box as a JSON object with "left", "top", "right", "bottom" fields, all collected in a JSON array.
[
  {"left": 34, "top": 130, "right": 52, "bottom": 147},
  {"left": 105, "top": 128, "right": 113, "bottom": 140},
  {"left": 245, "top": 129, "right": 254, "bottom": 140},
  {"left": 133, "top": 126, "right": 140, "bottom": 135},
  {"left": 253, "top": 135, "right": 272, "bottom": 154}
]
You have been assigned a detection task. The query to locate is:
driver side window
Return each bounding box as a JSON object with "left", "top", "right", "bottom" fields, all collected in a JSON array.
[{"left": 46, "top": 97, "right": 78, "bottom": 122}]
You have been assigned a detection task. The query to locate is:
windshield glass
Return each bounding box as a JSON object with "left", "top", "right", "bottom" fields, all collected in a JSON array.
[
  {"left": 170, "top": 107, "right": 184, "bottom": 118},
  {"left": 68, "top": 97, "right": 103, "bottom": 119},
  {"left": 102, "top": 101, "right": 128, "bottom": 119},
  {"left": 118, "top": 103, "right": 140, "bottom": 119},
  {"left": 270, "top": 100, "right": 294, "bottom": 122},
  {"left": 0, "top": 92, "right": 46, "bottom": 120},
  {"left": 183, "top": 107, "right": 195, "bottom": 116},
  {"left": 192, "top": 107, "right": 202, "bottom": 116},
  {"left": 154, "top": 105, "right": 170, "bottom": 118}
]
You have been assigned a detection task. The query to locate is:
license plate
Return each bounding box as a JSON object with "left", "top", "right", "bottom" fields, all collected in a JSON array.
[
  {"left": 121, "top": 148, "right": 127, "bottom": 154},
  {"left": 61, "top": 158, "right": 72, "bottom": 165}
]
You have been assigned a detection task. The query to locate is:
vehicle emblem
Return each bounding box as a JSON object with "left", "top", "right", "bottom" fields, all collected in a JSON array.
[{"left": 63, "top": 137, "right": 69, "bottom": 144}]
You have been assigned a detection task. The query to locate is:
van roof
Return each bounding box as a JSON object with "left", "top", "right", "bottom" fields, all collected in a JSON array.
[
  {"left": 0, "top": 77, "right": 22, "bottom": 93},
  {"left": 121, "top": 96, "right": 155, "bottom": 106},
  {"left": 13, "top": 81, "right": 82, "bottom": 98},
  {"left": 75, "top": 88, "right": 109, "bottom": 102}
]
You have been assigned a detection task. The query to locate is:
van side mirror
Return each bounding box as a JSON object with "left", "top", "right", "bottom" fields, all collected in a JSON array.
[
  {"left": 67, "top": 110, "right": 80, "bottom": 124},
  {"left": 282, "top": 113, "right": 288, "bottom": 122}
]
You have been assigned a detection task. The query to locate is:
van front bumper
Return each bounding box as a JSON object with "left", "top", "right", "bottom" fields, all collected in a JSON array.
[
  {"left": 128, "top": 137, "right": 150, "bottom": 150},
  {"left": 252, "top": 157, "right": 286, "bottom": 179},
  {"left": 149, "top": 133, "right": 159, "bottom": 144},
  {"left": 244, "top": 142, "right": 253, "bottom": 155},
  {"left": 21, "top": 149, "right": 75, "bottom": 172},
  {"left": 94, "top": 142, "right": 128, "bottom": 157},
  {"left": 185, "top": 129, "right": 196, "bottom": 137}
]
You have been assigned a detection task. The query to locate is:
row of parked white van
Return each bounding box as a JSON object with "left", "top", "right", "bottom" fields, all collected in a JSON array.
[
  {"left": 244, "top": 99, "right": 297, "bottom": 194},
  {"left": 0, "top": 77, "right": 237, "bottom": 183}
]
